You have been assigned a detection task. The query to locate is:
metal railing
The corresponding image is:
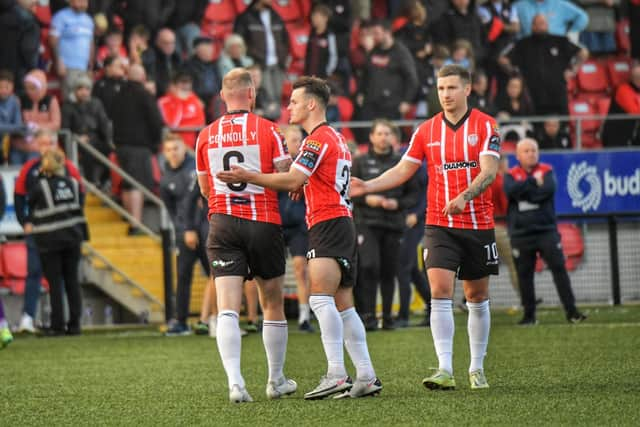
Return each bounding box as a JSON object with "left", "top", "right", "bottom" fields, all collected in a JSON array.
[{"left": 65, "top": 135, "right": 176, "bottom": 322}]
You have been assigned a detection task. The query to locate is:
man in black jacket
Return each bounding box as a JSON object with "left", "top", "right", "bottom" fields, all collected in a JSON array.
[
  {"left": 110, "top": 74, "right": 164, "bottom": 234},
  {"left": 234, "top": 0, "right": 289, "bottom": 115},
  {"left": 160, "top": 134, "right": 211, "bottom": 335},
  {"left": 142, "top": 28, "right": 182, "bottom": 97},
  {"left": 92, "top": 55, "right": 127, "bottom": 119},
  {"left": 0, "top": 0, "right": 40, "bottom": 94},
  {"left": 180, "top": 36, "right": 220, "bottom": 121},
  {"left": 432, "top": 0, "right": 488, "bottom": 67},
  {"left": 169, "top": 0, "right": 207, "bottom": 57},
  {"left": 357, "top": 19, "right": 418, "bottom": 125},
  {"left": 352, "top": 119, "right": 420, "bottom": 330},
  {"left": 504, "top": 138, "right": 586, "bottom": 325}
]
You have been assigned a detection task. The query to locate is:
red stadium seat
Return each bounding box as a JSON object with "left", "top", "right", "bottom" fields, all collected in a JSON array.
[
  {"left": 1, "top": 242, "right": 27, "bottom": 295},
  {"left": 558, "top": 223, "right": 585, "bottom": 271},
  {"left": 287, "top": 22, "right": 310, "bottom": 60},
  {"left": 299, "top": 0, "right": 312, "bottom": 20},
  {"left": 271, "top": 0, "right": 304, "bottom": 23},
  {"left": 569, "top": 99, "right": 601, "bottom": 133},
  {"left": 606, "top": 57, "right": 632, "bottom": 88},
  {"left": 576, "top": 60, "right": 609, "bottom": 94},
  {"left": 203, "top": 1, "right": 236, "bottom": 23},
  {"left": 595, "top": 96, "right": 611, "bottom": 117},
  {"left": 233, "top": 0, "right": 251, "bottom": 14},
  {"left": 615, "top": 18, "right": 630, "bottom": 54}
]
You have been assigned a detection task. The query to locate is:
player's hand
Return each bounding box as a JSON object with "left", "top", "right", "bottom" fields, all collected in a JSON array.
[
  {"left": 184, "top": 230, "right": 198, "bottom": 250},
  {"left": 289, "top": 188, "right": 303, "bottom": 201},
  {"left": 216, "top": 165, "right": 253, "bottom": 184},
  {"left": 349, "top": 177, "right": 367, "bottom": 197},
  {"left": 443, "top": 195, "right": 466, "bottom": 215},
  {"left": 381, "top": 197, "right": 398, "bottom": 210},
  {"left": 533, "top": 171, "right": 544, "bottom": 187},
  {"left": 405, "top": 213, "right": 418, "bottom": 228},
  {"left": 24, "top": 223, "right": 33, "bottom": 234},
  {"left": 365, "top": 194, "right": 385, "bottom": 207}
]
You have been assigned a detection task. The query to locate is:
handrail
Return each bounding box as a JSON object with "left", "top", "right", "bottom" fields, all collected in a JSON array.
[
  {"left": 82, "top": 242, "right": 164, "bottom": 307},
  {"left": 81, "top": 179, "right": 160, "bottom": 242}
]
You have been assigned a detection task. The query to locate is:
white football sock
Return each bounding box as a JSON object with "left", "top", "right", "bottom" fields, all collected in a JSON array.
[
  {"left": 340, "top": 307, "right": 376, "bottom": 381},
  {"left": 216, "top": 310, "right": 245, "bottom": 389},
  {"left": 262, "top": 320, "right": 288, "bottom": 382},
  {"left": 467, "top": 300, "right": 491, "bottom": 373},
  {"left": 309, "top": 295, "right": 346, "bottom": 378},
  {"left": 430, "top": 299, "right": 454, "bottom": 375},
  {"left": 298, "top": 303, "right": 310, "bottom": 324}
]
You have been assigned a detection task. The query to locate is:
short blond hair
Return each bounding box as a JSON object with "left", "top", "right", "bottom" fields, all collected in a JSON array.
[
  {"left": 222, "top": 68, "right": 253, "bottom": 92},
  {"left": 40, "top": 148, "right": 66, "bottom": 177}
]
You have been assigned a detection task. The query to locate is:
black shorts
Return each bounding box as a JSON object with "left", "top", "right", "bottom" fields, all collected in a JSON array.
[
  {"left": 206, "top": 214, "right": 285, "bottom": 280},
  {"left": 424, "top": 225, "right": 499, "bottom": 280},
  {"left": 115, "top": 145, "right": 154, "bottom": 190},
  {"left": 307, "top": 217, "right": 357, "bottom": 288},
  {"left": 283, "top": 224, "right": 308, "bottom": 257}
]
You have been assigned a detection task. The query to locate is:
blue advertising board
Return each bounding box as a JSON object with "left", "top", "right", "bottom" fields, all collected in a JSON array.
[{"left": 508, "top": 150, "right": 640, "bottom": 215}]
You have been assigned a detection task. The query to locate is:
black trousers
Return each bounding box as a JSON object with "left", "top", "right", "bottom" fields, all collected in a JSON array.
[
  {"left": 511, "top": 231, "right": 577, "bottom": 318},
  {"left": 176, "top": 225, "right": 209, "bottom": 323},
  {"left": 354, "top": 224, "right": 402, "bottom": 321},
  {"left": 39, "top": 244, "right": 82, "bottom": 332},
  {"left": 397, "top": 220, "right": 431, "bottom": 320}
]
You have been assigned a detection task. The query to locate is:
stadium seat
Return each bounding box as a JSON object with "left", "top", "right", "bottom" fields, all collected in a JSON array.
[
  {"left": 1, "top": 242, "right": 27, "bottom": 295},
  {"left": 299, "top": 0, "right": 312, "bottom": 20},
  {"left": 336, "top": 96, "right": 355, "bottom": 142},
  {"left": 606, "top": 57, "right": 632, "bottom": 88},
  {"left": 576, "top": 60, "right": 609, "bottom": 94},
  {"left": 271, "top": 0, "right": 304, "bottom": 23},
  {"left": 568, "top": 99, "right": 604, "bottom": 149},
  {"left": 615, "top": 18, "right": 630, "bottom": 54},
  {"left": 203, "top": 1, "right": 236, "bottom": 23},
  {"left": 286, "top": 23, "right": 310, "bottom": 78},
  {"left": 233, "top": 0, "right": 251, "bottom": 14},
  {"left": 201, "top": 0, "right": 237, "bottom": 56},
  {"left": 558, "top": 223, "right": 585, "bottom": 271}
]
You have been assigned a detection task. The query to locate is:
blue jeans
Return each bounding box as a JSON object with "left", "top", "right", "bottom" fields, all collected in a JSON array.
[{"left": 23, "top": 236, "right": 43, "bottom": 318}]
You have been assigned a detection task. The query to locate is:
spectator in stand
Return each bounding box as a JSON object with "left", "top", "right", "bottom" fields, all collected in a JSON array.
[
  {"left": 601, "top": 63, "right": 640, "bottom": 147},
  {"left": 50, "top": 0, "right": 95, "bottom": 101},
  {"left": 356, "top": 19, "right": 418, "bottom": 124},
  {"left": 504, "top": 138, "right": 587, "bottom": 325},
  {"left": 494, "top": 74, "right": 534, "bottom": 119},
  {"left": 14, "top": 70, "right": 61, "bottom": 165},
  {"left": 499, "top": 14, "right": 588, "bottom": 115},
  {"left": 0, "top": 70, "right": 25, "bottom": 163},
  {"left": 304, "top": 3, "right": 338, "bottom": 79},
  {"left": 181, "top": 36, "right": 220, "bottom": 121},
  {"left": 576, "top": 0, "right": 618, "bottom": 54},
  {"left": 425, "top": 45, "right": 450, "bottom": 118},
  {"left": 444, "top": 39, "right": 475, "bottom": 71},
  {"left": 14, "top": 129, "right": 83, "bottom": 334},
  {"left": 536, "top": 118, "right": 571, "bottom": 149},
  {"left": 0, "top": 177, "right": 8, "bottom": 347},
  {"left": 234, "top": 0, "right": 289, "bottom": 120},
  {"left": 352, "top": 119, "right": 420, "bottom": 331},
  {"left": 514, "top": 0, "right": 588, "bottom": 38},
  {"left": 96, "top": 28, "right": 129, "bottom": 70},
  {"left": 128, "top": 63, "right": 156, "bottom": 96},
  {"left": 27, "top": 148, "right": 87, "bottom": 336},
  {"left": 432, "top": 0, "right": 487, "bottom": 67},
  {"left": 168, "top": 0, "right": 207, "bottom": 58},
  {"left": 62, "top": 74, "right": 113, "bottom": 188},
  {"left": 0, "top": 0, "right": 40, "bottom": 95},
  {"left": 478, "top": 0, "right": 520, "bottom": 92},
  {"left": 142, "top": 28, "right": 182, "bottom": 97},
  {"left": 469, "top": 69, "right": 495, "bottom": 114},
  {"left": 113, "top": 0, "right": 175, "bottom": 41},
  {"left": 158, "top": 72, "right": 205, "bottom": 150},
  {"left": 247, "top": 64, "right": 280, "bottom": 121},
  {"left": 217, "top": 34, "right": 254, "bottom": 80},
  {"left": 110, "top": 69, "right": 164, "bottom": 235},
  {"left": 127, "top": 25, "right": 151, "bottom": 66},
  {"left": 93, "top": 55, "right": 127, "bottom": 119},
  {"left": 394, "top": 0, "right": 434, "bottom": 116},
  {"left": 324, "top": 0, "right": 352, "bottom": 94},
  {"left": 631, "top": 0, "right": 640, "bottom": 61},
  {"left": 350, "top": 20, "right": 376, "bottom": 87}
]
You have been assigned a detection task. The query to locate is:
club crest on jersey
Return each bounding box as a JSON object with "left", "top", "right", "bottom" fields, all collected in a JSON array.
[
  {"left": 305, "top": 140, "right": 322, "bottom": 151},
  {"left": 467, "top": 134, "right": 478, "bottom": 146}
]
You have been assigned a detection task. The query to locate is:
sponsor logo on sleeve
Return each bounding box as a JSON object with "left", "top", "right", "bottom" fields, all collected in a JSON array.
[
  {"left": 488, "top": 135, "right": 501, "bottom": 152},
  {"left": 305, "top": 140, "right": 322, "bottom": 152},
  {"left": 297, "top": 150, "right": 319, "bottom": 169}
]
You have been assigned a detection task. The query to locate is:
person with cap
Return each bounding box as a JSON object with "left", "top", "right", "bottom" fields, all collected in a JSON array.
[
  {"left": 181, "top": 35, "right": 220, "bottom": 120},
  {"left": 62, "top": 73, "right": 113, "bottom": 188}
]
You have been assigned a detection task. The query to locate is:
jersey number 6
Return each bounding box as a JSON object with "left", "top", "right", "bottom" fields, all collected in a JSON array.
[{"left": 223, "top": 150, "right": 247, "bottom": 192}]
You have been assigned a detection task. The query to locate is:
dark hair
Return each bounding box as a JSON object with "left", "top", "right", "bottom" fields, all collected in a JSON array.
[
  {"left": 0, "top": 69, "right": 14, "bottom": 83},
  {"left": 311, "top": 3, "right": 332, "bottom": 18},
  {"left": 370, "top": 118, "right": 395, "bottom": 135},
  {"left": 437, "top": 64, "right": 471, "bottom": 84},
  {"left": 292, "top": 76, "right": 330, "bottom": 108},
  {"left": 171, "top": 71, "right": 192, "bottom": 84},
  {"left": 130, "top": 25, "right": 150, "bottom": 40}
]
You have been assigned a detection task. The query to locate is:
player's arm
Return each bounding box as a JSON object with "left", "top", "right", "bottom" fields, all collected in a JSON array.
[
  {"left": 350, "top": 158, "right": 420, "bottom": 197},
  {"left": 197, "top": 174, "right": 210, "bottom": 199},
  {"left": 217, "top": 166, "right": 307, "bottom": 192},
  {"left": 444, "top": 154, "right": 500, "bottom": 216},
  {"left": 274, "top": 157, "right": 292, "bottom": 173}
]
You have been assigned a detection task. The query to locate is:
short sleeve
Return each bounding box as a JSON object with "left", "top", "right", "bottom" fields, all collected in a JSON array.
[
  {"left": 480, "top": 117, "right": 501, "bottom": 158},
  {"left": 402, "top": 126, "right": 426, "bottom": 165},
  {"left": 195, "top": 128, "right": 209, "bottom": 175},
  {"left": 292, "top": 138, "right": 328, "bottom": 177}
]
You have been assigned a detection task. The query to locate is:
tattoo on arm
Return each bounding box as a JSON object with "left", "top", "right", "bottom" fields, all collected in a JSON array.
[
  {"left": 274, "top": 158, "right": 292, "bottom": 173},
  {"left": 463, "top": 172, "right": 496, "bottom": 201}
]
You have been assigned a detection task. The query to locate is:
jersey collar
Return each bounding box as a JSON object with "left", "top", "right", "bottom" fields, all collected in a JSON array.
[
  {"left": 442, "top": 108, "right": 471, "bottom": 131},
  {"left": 309, "top": 121, "right": 329, "bottom": 135},
  {"left": 225, "top": 110, "right": 250, "bottom": 115}
]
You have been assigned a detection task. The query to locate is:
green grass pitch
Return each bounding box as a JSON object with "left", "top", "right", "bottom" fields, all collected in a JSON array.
[{"left": 2, "top": 306, "right": 640, "bottom": 426}]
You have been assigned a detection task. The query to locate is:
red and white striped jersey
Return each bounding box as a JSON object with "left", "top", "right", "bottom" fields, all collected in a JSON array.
[
  {"left": 195, "top": 111, "right": 289, "bottom": 224},
  {"left": 403, "top": 108, "right": 501, "bottom": 230},
  {"left": 291, "top": 123, "right": 353, "bottom": 229}
]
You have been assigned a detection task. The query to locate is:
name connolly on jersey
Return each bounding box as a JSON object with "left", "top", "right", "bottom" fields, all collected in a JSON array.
[{"left": 207, "top": 131, "right": 259, "bottom": 147}]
